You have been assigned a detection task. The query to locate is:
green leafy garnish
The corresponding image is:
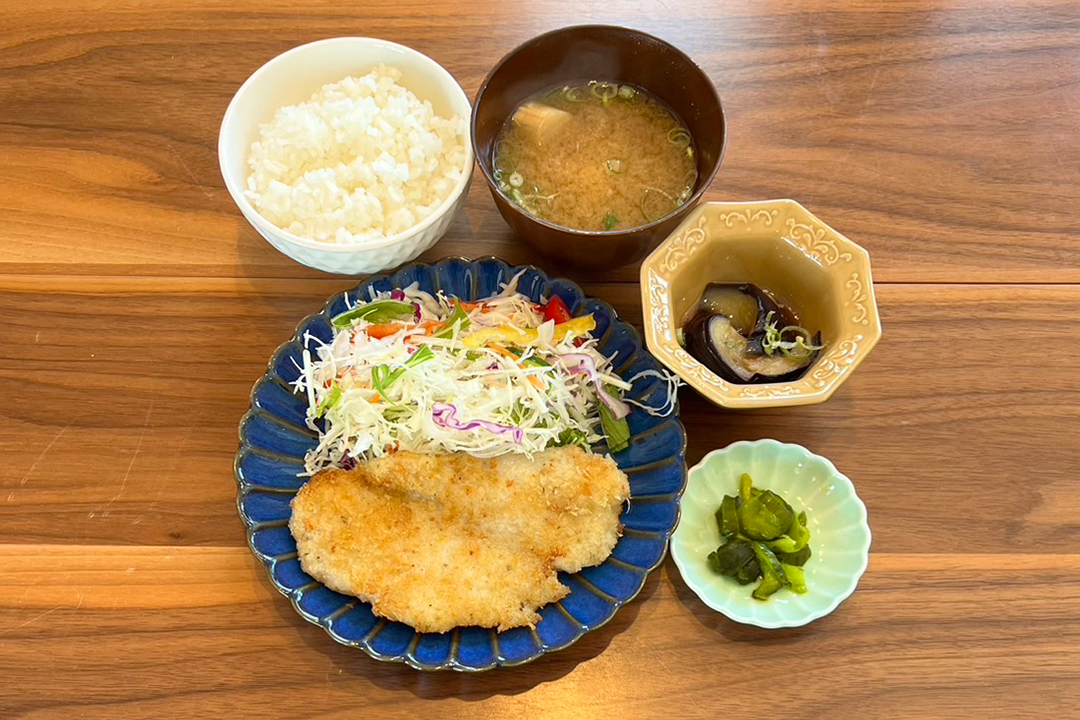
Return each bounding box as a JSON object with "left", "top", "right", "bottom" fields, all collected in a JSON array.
[
  {"left": 369, "top": 346, "right": 435, "bottom": 404},
  {"left": 432, "top": 300, "right": 471, "bottom": 339},
  {"left": 603, "top": 213, "right": 618, "bottom": 231},
  {"left": 331, "top": 300, "right": 415, "bottom": 329},
  {"left": 313, "top": 383, "right": 342, "bottom": 418},
  {"left": 508, "top": 402, "right": 532, "bottom": 426},
  {"left": 550, "top": 427, "right": 589, "bottom": 449},
  {"left": 598, "top": 399, "right": 631, "bottom": 453},
  {"left": 520, "top": 355, "right": 550, "bottom": 368}
]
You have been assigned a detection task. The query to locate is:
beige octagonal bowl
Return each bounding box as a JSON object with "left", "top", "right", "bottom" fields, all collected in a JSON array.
[{"left": 640, "top": 200, "right": 882, "bottom": 409}]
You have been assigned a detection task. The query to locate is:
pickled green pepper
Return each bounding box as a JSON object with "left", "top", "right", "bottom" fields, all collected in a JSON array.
[{"left": 706, "top": 473, "right": 812, "bottom": 600}]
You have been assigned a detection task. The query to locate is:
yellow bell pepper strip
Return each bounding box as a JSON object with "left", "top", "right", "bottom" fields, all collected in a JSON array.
[
  {"left": 461, "top": 315, "right": 596, "bottom": 349},
  {"left": 552, "top": 314, "right": 596, "bottom": 342},
  {"left": 462, "top": 326, "right": 533, "bottom": 349}
]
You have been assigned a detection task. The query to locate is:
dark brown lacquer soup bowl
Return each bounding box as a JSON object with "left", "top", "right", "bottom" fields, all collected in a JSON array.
[{"left": 472, "top": 25, "right": 727, "bottom": 273}]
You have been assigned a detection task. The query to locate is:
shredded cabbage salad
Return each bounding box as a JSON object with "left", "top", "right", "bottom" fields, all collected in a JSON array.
[{"left": 293, "top": 270, "right": 678, "bottom": 476}]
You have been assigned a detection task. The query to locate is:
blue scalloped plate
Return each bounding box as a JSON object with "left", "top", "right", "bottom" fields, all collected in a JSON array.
[{"left": 235, "top": 256, "right": 687, "bottom": 671}]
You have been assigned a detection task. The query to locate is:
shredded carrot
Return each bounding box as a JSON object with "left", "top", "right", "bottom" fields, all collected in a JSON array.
[
  {"left": 486, "top": 343, "right": 517, "bottom": 359},
  {"left": 366, "top": 323, "right": 405, "bottom": 339},
  {"left": 487, "top": 343, "right": 543, "bottom": 389},
  {"left": 370, "top": 393, "right": 382, "bottom": 403}
]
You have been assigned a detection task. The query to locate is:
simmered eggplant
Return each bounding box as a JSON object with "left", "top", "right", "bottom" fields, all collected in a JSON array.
[
  {"left": 681, "top": 283, "right": 823, "bottom": 384},
  {"left": 686, "top": 314, "right": 818, "bottom": 383},
  {"left": 698, "top": 283, "right": 783, "bottom": 343},
  {"left": 699, "top": 283, "right": 762, "bottom": 336}
]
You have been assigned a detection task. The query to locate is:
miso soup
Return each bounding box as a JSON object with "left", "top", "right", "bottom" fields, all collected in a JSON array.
[{"left": 494, "top": 81, "right": 697, "bottom": 232}]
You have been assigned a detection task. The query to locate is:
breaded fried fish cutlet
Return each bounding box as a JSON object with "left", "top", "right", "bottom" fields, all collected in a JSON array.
[{"left": 289, "top": 446, "right": 630, "bottom": 633}]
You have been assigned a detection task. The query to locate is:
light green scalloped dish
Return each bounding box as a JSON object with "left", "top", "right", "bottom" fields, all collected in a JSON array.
[{"left": 671, "top": 439, "right": 871, "bottom": 628}]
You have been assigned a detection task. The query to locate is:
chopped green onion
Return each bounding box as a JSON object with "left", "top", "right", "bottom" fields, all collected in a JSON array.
[
  {"left": 603, "top": 213, "right": 618, "bottom": 231},
  {"left": 331, "top": 300, "right": 416, "bottom": 329},
  {"left": 590, "top": 81, "right": 618, "bottom": 104},
  {"left": 519, "top": 192, "right": 558, "bottom": 204},
  {"left": 494, "top": 155, "right": 514, "bottom": 174},
  {"left": 640, "top": 187, "right": 677, "bottom": 223},
  {"left": 761, "top": 311, "right": 825, "bottom": 359},
  {"left": 562, "top": 85, "right": 587, "bottom": 103},
  {"left": 314, "top": 382, "right": 342, "bottom": 418},
  {"left": 508, "top": 172, "right": 524, "bottom": 188},
  {"left": 677, "top": 169, "right": 698, "bottom": 206},
  {"left": 617, "top": 85, "right": 636, "bottom": 100},
  {"left": 667, "top": 127, "right": 691, "bottom": 148},
  {"left": 606, "top": 158, "right": 625, "bottom": 174}
]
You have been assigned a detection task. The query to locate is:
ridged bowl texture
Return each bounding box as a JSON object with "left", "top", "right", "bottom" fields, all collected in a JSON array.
[
  {"left": 236, "top": 256, "right": 687, "bottom": 669},
  {"left": 671, "top": 439, "right": 870, "bottom": 628}
]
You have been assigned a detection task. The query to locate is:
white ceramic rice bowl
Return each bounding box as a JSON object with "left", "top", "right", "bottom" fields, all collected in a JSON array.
[{"left": 218, "top": 37, "right": 474, "bottom": 275}]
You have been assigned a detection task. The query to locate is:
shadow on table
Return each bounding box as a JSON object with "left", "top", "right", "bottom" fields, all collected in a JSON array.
[
  {"left": 664, "top": 556, "right": 816, "bottom": 644},
  {"left": 270, "top": 567, "right": 662, "bottom": 699}
]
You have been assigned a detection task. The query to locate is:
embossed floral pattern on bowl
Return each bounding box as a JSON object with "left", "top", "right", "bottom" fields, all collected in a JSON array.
[{"left": 639, "top": 200, "right": 882, "bottom": 408}]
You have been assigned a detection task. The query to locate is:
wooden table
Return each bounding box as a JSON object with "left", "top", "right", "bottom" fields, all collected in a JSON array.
[{"left": 2, "top": 0, "right": 1078, "bottom": 717}]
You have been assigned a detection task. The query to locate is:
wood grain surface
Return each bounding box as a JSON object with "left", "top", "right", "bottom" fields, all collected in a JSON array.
[{"left": 1, "top": 0, "right": 1078, "bottom": 718}]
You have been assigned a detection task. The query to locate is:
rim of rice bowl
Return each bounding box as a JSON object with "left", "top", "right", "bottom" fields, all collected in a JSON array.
[{"left": 218, "top": 37, "right": 474, "bottom": 253}]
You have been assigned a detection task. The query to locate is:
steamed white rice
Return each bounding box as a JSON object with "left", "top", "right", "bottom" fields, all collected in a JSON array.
[{"left": 244, "top": 65, "right": 467, "bottom": 243}]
